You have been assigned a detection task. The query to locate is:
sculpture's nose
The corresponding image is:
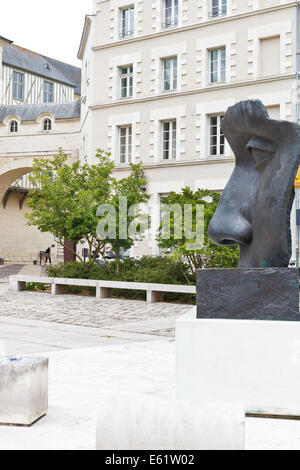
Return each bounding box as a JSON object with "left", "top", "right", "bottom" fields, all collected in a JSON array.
[{"left": 208, "top": 213, "right": 253, "bottom": 246}]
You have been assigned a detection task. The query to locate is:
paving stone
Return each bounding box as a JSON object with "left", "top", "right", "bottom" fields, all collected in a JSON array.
[{"left": 0, "top": 291, "right": 190, "bottom": 335}]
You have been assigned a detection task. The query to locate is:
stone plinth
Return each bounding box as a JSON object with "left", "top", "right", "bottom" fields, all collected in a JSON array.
[
  {"left": 197, "top": 267, "right": 299, "bottom": 321},
  {"left": 0, "top": 357, "right": 48, "bottom": 426},
  {"left": 176, "top": 308, "right": 300, "bottom": 417}
]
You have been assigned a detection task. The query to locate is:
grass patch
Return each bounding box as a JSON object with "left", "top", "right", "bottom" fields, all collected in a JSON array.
[{"left": 26, "top": 282, "right": 51, "bottom": 292}]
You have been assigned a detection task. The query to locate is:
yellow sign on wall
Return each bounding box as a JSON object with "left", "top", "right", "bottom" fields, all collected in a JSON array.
[{"left": 295, "top": 167, "right": 300, "bottom": 188}]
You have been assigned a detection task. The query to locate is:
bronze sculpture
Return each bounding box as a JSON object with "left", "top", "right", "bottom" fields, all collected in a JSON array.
[
  {"left": 197, "top": 100, "right": 300, "bottom": 320},
  {"left": 208, "top": 99, "right": 300, "bottom": 268}
]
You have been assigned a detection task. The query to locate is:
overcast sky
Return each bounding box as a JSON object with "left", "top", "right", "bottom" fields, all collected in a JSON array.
[{"left": 0, "top": 0, "right": 93, "bottom": 67}]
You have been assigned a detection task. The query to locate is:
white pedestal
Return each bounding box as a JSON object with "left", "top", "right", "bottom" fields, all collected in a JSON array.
[
  {"left": 96, "top": 395, "right": 245, "bottom": 450},
  {"left": 0, "top": 357, "right": 48, "bottom": 426},
  {"left": 176, "top": 308, "right": 300, "bottom": 417}
]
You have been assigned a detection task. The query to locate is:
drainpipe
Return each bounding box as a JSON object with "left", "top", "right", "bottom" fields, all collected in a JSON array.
[
  {"left": 296, "top": 1, "right": 300, "bottom": 266},
  {"left": 296, "top": 1, "right": 300, "bottom": 123},
  {"left": 296, "top": 2, "right": 300, "bottom": 266}
]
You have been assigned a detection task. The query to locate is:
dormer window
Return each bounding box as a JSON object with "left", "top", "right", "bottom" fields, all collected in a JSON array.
[
  {"left": 9, "top": 120, "right": 18, "bottom": 133},
  {"left": 43, "top": 118, "right": 52, "bottom": 132}
]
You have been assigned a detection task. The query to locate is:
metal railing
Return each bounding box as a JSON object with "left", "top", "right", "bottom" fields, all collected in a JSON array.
[
  {"left": 209, "top": 8, "right": 227, "bottom": 19},
  {"left": 10, "top": 174, "right": 40, "bottom": 191},
  {"left": 119, "top": 30, "right": 134, "bottom": 39},
  {"left": 162, "top": 19, "right": 178, "bottom": 29}
]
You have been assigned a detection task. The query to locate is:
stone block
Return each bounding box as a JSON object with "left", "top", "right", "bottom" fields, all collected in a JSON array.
[{"left": 0, "top": 357, "right": 48, "bottom": 426}]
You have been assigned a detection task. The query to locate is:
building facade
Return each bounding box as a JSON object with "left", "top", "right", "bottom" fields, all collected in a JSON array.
[
  {"left": 78, "top": 0, "right": 299, "bottom": 261},
  {"left": 1, "top": 1, "right": 299, "bottom": 264},
  {"left": 0, "top": 41, "right": 81, "bottom": 263}
]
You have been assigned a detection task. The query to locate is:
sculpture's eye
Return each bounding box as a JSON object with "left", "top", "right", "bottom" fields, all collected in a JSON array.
[
  {"left": 247, "top": 147, "right": 273, "bottom": 170},
  {"left": 246, "top": 136, "right": 275, "bottom": 171}
]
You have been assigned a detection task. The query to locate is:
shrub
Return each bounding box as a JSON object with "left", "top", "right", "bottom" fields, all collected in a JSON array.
[
  {"left": 157, "top": 187, "right": 239, "bottom": 280},
  {"left": 47, "top": 257, "right": 196, "bottom": 303}
]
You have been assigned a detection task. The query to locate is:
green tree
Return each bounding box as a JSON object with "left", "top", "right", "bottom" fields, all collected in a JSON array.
[
  {"left": 157, "top": 187, "right": 240, "bottom": 282},
  {"left": 102, "top": 164, "right": 150, "bottom": 274},
  {"left": 26, "top": 149, "right": 150, "bottom": 271}
]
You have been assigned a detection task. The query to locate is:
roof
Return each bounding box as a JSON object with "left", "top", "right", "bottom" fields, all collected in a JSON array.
[
  {"left": 45, "top": 57, "right": 81, "bottom": 95},
  {"left": 0, "top": 100, "right": 81, "bottom": 123},
  {"left": 2, "top": 44, "right": 81, "bottom": 95},
  {"left": 0, "top": 35, "right": 13, "bottom": 44},
  {"left": 78, "top": 15, "right": 92, "bottom": 60}
]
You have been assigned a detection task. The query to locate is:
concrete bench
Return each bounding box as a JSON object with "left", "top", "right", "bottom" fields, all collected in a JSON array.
[
  {"left": 50, "top": 277, "right": 99, "bottom": 295},
  {"left": 96, "top": 280, "right": 149, "bottom": 300},
  {"left": 146, "top": 283, "right": 196, "bottom": 303},
  {"left": 9, "top": 275, "right": 196, "bottom": 304},
  {"left": 9, "top": 276, "right": 53, "bottom": 292}
]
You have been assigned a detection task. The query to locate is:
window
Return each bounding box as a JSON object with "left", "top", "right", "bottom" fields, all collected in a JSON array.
[
  {"left": 119, "top": 126, "right": 132, "bottom": 164},
  {"left": 44, "top": 81, "right": 54, "bottom": 103},
  {"left": 43, "top": 118, "right": 52, "bottom": 132},
  {"left": 120, "top": 6, "right": 134, "bottom": 38},
  {"left": 210, "top": 48, "right": 226, "bottom": 83},
  {"left": 12, "top": 71, "right": 24, "bottom": 101},
  {"left": 163, "top": 57, "right": 177, "bottom": 91},
  {"left": 162, "top": 120, "right": 177, "bottom": 160},
  {"left": 9, "top": 120, "right": 18, "bottom": 133},
  {"left": 163, "top": 0, "right": 178, "bottom": 28},
  {"left": 209, "top": 115, "right": 225, "bottom": 157},
  {"left": 120, "top": 66, "right": 133, "bottom": 98},
  {"left": 210, "top": 0, "right": 227, "bottom": 18}
]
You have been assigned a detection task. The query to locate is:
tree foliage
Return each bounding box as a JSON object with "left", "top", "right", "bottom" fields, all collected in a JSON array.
[
  {"left": 26, "top": 149, "right": 149, "bottom": 272},
  {"left": 157, "top": 187, "right": 240, "bottom": 282}
]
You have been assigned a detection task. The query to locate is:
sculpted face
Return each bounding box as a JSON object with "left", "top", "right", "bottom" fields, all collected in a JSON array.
[{"left": 208, "top": 100, "right": 300, "bottom": 268}]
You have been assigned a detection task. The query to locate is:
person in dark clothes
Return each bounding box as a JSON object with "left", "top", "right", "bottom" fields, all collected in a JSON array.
[{"left": 45, "top": 247, "right": 51, "bottom": 265}]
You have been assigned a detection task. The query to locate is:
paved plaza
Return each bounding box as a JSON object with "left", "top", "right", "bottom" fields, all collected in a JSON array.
[
  {"left": 1, "top": 268, "right": 300, "bottom": 450},
  {"left": 0, "top": 292, "right": 187, "bottom": 334}
]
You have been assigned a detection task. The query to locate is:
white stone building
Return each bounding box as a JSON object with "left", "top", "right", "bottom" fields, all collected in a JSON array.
[{"left": 77, "top": 0, "right": 300, "bottom": 262}]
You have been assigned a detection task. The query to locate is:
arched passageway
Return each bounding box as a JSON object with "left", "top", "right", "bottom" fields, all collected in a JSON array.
[
  {"left": 0, "top": 161, "right": 34, "bottom": 203},
  {"left": 0, "top": 158, "right": 57, "bottom": 263}
]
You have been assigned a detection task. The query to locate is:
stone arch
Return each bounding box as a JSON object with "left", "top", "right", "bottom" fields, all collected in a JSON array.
[
  {"left": 0, "top": 154, "right": 75, "bottom": 202},
  {"left": 0, "top": 154, "right": 75, "bottom": 263},
  {"left": 0, "top": 158, "right": 35, "bottom": 203},
  {"left": 0, "top": 157, "right": 51, "bottom": 263}
]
